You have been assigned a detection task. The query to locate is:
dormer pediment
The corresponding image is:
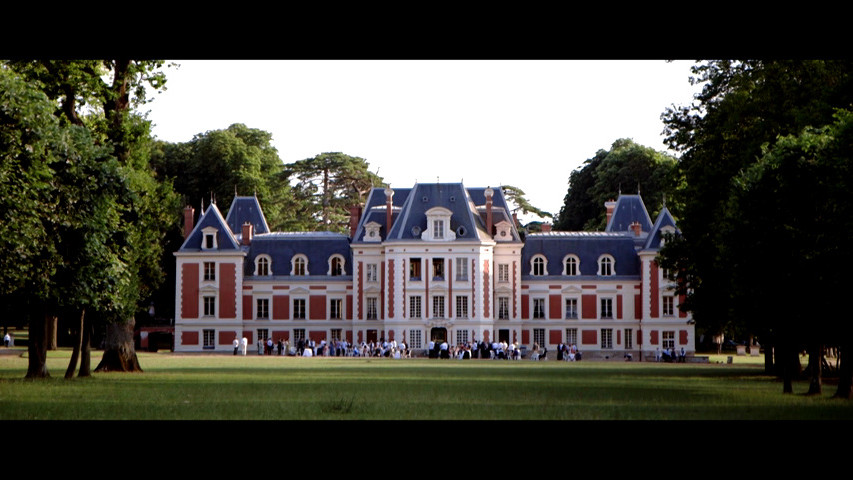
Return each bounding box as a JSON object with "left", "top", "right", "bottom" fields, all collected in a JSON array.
[
  {"left": 423, "top": 206, "right": 456, "bottom": 242},
  {"left": 363, "top": 221, "right": 382, "bottom": 242},
  {"left": 494, "top": 220, "right": 512, "bottom": 242}
]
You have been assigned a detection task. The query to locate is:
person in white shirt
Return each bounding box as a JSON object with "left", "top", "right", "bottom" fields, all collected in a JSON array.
[
  {"left": 232, "top": 338, "right": 239, "bottom": 355},
  {"left": 303, "top": 346, "right": 313, "bottom": 357},
  {"left": 240, "top": 337, "right": 248, "bottom": 356}
]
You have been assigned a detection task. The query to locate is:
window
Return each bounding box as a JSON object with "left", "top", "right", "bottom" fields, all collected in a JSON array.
[
  {"left": 563, "top": 256, "right": 579, "bottom": 276},
  {"left": 330, "top": 298, "right": 342, "bottom": 319},
  {"left": 203, "top": 329, "right": 215, "bottom": 349},
  {"left": 432, "top": 296, "right": 445, "bottom": 318},
  {"left": 292, "top": 255, "right": 307, "bottom": 276},
  {"left": 601, "top": 328, "right": 613, "bottom": 349},
  {"left": 409, "top": 258, "right": 421, "bottom": 281},
  {"left": 409, "top": 330, "right": 422, "bottom": 349},
  {"left": 330, "top": 329, "right": 342, "bottom": 342},
  {"left": 498, "top": 297, "right": 510, "bottom": 320},
  {"left": 625, "top": 329, "right": 633, "bottom": 349},
  {"left": 663, "top": 296, "right": 674, "bottom": 316},
  {"left": 565, "top": 328, "right": 578, "bottom": 346},
  {"left": 662, "top": 331, "right": 675, "bottom": 349},
  {"left": 255, "top": 256, "right": 270, "bottom": 276},
  {"left": 293, "top": 298, "right": 306, "bottom": 319},
  {"left": 433, "top": 219, "right": 444, "bottom": 239},
  {"left": 293, "top": 329, "right": 306, "bottom": 342},
  {"left": 204, "top": 234, "right": 214, "bottom": 249},
  {"left": 203, "top": 296, "right": 215, "bottom": 316},
  {"left": 256, "top": 298, "right": 269, "bottom": 319},
  {"left": 432, "top": 258, "right": 444, "bottom": 280},
  {"left": 533, "top": 328, "right": 545, "bottom": 348},
  {"left": 456, "top": 257, "right": 468, "bottom": 281},
  {"left": 455, "top": 295, "right": 468, "bottom": 318},
  {"left": 532, "top": 256, "right": 547, "bottom": 276},
  {"left": 257, "top": 329, "right": 269, "bottom": 342},
  {"left": 456, "top": 329, "right": 469, "bottom": 346},
  {"left": 409, "top": 296, "right": 422, "bottom": 318},
  {"left": 598, "top": 255, "right": 614, "bottom": 276},
  {"left": 600, "top": 297, "right": 613, "bottom": 319},
  {"left": 204, "top": 262, "right": 215, "bottom": 281},
  {"left": 366, "top": 297, "right": 378, "bottom": 320},
  {"left": 565, "top": 298, "right": 578, "bottom": 319},
  {"left": 533, "top": 298, "right": 546, "bottom": 319},
  {"left": 498, "top": 263, "right": 509, "bottom": 283},
  {"left": 366, "top": 264, "right": 378, "bottom": 283},
  {"left": 329, "top": 255, "right": 344, "bottom": 276}
]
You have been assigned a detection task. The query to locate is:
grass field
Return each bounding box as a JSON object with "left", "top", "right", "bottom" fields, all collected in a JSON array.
[{"left": 1, "top": 348, "right": 850, "bottom": 420}]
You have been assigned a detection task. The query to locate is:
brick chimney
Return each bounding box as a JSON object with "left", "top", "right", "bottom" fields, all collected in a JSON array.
[
  {"left": 183, "top": 205, "right": 195, "bottom": 239},
  {"left": 605, "top": 199, "right": 617, "bottom": 228},
  {"left": 242, "top": 222, "right": 253, "bottom": 245},
  {"left": 630, "top": 221, "right": 641, "bottom": 236},
  {"left": 484, "top": 187, "right": 494, "bottom": 236},
  {"left": 348, "top": 205, "right": 362, "bottom": 239},
  {"left": 540, "top": 223, "right": 552, "bottom": 233},
  {"left": 385, "top": 187, "right": 395, "bottom": 237}
]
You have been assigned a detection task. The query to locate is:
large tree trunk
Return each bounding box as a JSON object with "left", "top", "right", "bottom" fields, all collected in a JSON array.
[
  {"left": 25, "top": 311, "right": 50, "bottom": 379},
  {"left": 95, "top": 318, "right": 143, "bottom": 373},
  {"left": 835, "top": 344, "right": 852, "bottom": 399},
  {"left": 807, "top": 343, "right": 822, "bottom": 395},
  {"left": 78, "top": 313, "right": 93, "bottom": 378},
  {"left": 64, "top": 309, "right": 84, "bottom": 379},
  {"left": 45, "top": 314, "right": 58, "bottom": 350}
]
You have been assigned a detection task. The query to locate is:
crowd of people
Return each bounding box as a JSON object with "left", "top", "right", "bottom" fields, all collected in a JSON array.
[{"left": 655, "top": 346, "right": 686, "bottom": 363}]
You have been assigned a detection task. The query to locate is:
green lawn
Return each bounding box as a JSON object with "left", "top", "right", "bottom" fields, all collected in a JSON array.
[{"left": 0, "top": 348, "right": 849, "bottom": 420}]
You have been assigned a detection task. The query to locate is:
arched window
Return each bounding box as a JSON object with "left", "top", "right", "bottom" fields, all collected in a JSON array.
[
  {"left": 563, "top": 255, "right": 579, "bottom": 276},
  {"left": 292, "top": 255, "right": 308, "bottom": 276},
  {"left": 329, "top": 255, "right": 345, "bottom": 276},
  {"left": 598, "top": 255, "right": 615, "bottom": 276},
  {"left": 255, "top": 255, "right": 271, "bottom": 276},
  {"left": 532, "top": 255, "right": 547, "bottom": 276}
]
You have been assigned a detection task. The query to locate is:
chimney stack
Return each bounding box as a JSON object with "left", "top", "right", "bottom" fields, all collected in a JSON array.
[
  {"left": 385, "top": 187, "right": 395, "bottom": 237},
  {"left": 485, "top": 187, "right": 494, "bottom": 236},
  {"left": 540, "top": 223, "right": 552, "bottom": 233},
  {"left": 630, "top": 221, "right": 641, "bottom": 237},
  {"left": 605, "top": 199, "right": 617, "bottom": 228},
  {"left": 349, "top": 205, "right": 363, "bottom": 239},
  {"left": 183, "top": 206, "right": 195, "bottom": 239},
  {"left": 242, "top": 222, "right": 253, "bottom": 246}
]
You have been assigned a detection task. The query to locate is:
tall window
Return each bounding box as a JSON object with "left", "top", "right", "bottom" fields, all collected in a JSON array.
[
  {"left": 293, "top": 299, "right": 306, "bottom": 319},
  {"left": 257, "top": 329, "right": 269, "bottom": 341},
  {"left": 432, "top": 258, "right": 444, "bottom": 280},
  {"left": 293, "top": 329, "right": 306, "bottom": 342},
  {"left": 662, "top": 296, "right": 674, "bottom": 316},
  {"left": 498, "top": 297, "right": 510, "bottom": 320},
  {"left": 498, "top": 263, "right": 509, "bottom": 283},
  {"left": 330, "top": 329, "right": 342, "bottom": 342},
  {"left": 204, "top": 233, "right": 215, "bottom": 249},
  {"left": 203, "top": 296, "right": 215, "bottom": 316},
  {"left": 256, "top": 257, "right": 269, "bottom": 276},
  {"left": 533, "top": 328, "right": 545, "bottom": 348},
  {"left": 409, "top": 258, "right": 421, "bottom": 281},
  {"left": 203, "top": 329, "right": 215, "bottom": 349},
  {"left": 456, "top": 330, "right": 469, "bottom": 346},
  {"left": 598, "top": 256, "right": 614, "bottom": 276},
  {"left": 330, "top": 256, "right": 344, "bottom": 276},
  {"left": 532, "top": 256, "right": 546, "bottom": 276},
  {"left": 433, "top": 296, "right": 445, "bottom": 318},
  {"left": 456, "top": 257, "right": 468, "bottom": 281},
  {"left": 409, "top": 330, "right": 422, "bottom": 349},
  {"left": 204, "top": 262, "right": 215, "bottom": 281},
  {"left": 533, "top": 298, "right": 546, "bottom": 319},
  {"left": 625, "top": 328, "right": 633, "bottom": 349},
  {"left": 564, "top": 256, "right": 578, "bottom": 276},
  {"left": 433, "top": 219, "right": 445, "bottom": 239},
  {"left": 256, "top": 298, "right": 269, "bottom": 319},
  {"left": 565, "top": 298, "right": 578, "bottom": 319},
  {"left": 366, "top": 297, "right": 378, "bottom": 320},
  {"left": 366, "top": 264, "right": 378, "bottom": 283},
  {"left": 601, "top": 328, "right": 613, "bottom": 349},
  {"left": 565, "top": 328, "right": 578, "bottom": 346},
  {"left": 330, "top": 298, "right": 342, "bottom": 319},
  {"left": 293, "top": 256, "right": 307, "bottom": 276},
  {"left": 600, "top": 298, "right": 613, "bottom": 319},
  {"left": 455, "top": 295, "right": 468, "bottom": 318},
  {"left": 409, "top": 296, "right": 422, "bottom": 318},
  {"left": 662, "top": 331, "right": 675, "bottom": 349}
]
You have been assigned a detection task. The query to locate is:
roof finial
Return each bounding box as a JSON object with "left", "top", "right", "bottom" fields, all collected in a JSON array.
[
  {"left": 637, "top": 182, "right": 641, "bottom": 195},
  {"left": 618, "top": 183, "right": 622, "bottom": 195},
  {"left": 235, "top": 185, "right": 238, "bottom": 196},
  {"left": 662, "top": 193, "right": 667, "bottom": 208}
]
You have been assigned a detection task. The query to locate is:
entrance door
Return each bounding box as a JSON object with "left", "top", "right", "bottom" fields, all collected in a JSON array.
[
  {"left": 366, "top": 329, "right": 378, "bottom": 344},
  {"left": 430, "top": 327, "right": 447, "bottom": 344},
  {"left": 498, "top": 329, "right": 510, "bottom": 344}
]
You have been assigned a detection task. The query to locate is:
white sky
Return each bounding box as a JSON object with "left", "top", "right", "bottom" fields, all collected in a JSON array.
[{"left": 145, "top": 60, "right": 702, "bottom": 224}]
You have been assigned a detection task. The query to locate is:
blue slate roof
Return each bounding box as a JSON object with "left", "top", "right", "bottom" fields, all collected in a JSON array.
[
  {"left": 179, "top": 203, "right": 241, "bottom": 251},
  {"left": 521, "top": 232, "right": 641, "bottom": 279},
  {"left": 245, "top": 232, "right": 352, "bottom": 278},
  {"left": 225, "top": 196, "right": 270, "bottom": 237},
  {"left": 643, "top": 206, "right": 679, "bottom": 251},
  {"left": 350, "top": 187, "right": 411, "bottom": 243},
  {"left": 605, "top": 194, "right": 653, "bottom": 233}
]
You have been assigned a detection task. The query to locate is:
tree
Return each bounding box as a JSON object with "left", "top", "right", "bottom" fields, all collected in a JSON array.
[
  {"left": 554, "top": 139, "right": 678, "bottom": 231},
  {"left": 284, "top": 152, "right": 386, "bottom": 232},
  {"left": 500, "top": 185, "right": 552, "bottom": 220},
  {"left": 658, "top": 60, "right": 853, "bottom": 391}
]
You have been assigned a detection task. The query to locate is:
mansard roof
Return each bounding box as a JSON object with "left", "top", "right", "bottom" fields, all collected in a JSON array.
[
  {"left": 350, "top": 187, "right": 412, "bottom": 243},
  {"left": 179, "top": 202, "right": 241, "bottom": 251},
  {"left": 643, "top": 206, "right": 679, "bottom": 251},
  {"left": 605, "top": 194, "right": 653, "bottom": 234},
  {"left": 521, "top": 232, "right": 641, "bottom": 278},
  {"left": 225, "top": 196, "right": 270, "bottom": 238},
  {"left": 245, "top": 231, "right": 352, "bottom": 278}
]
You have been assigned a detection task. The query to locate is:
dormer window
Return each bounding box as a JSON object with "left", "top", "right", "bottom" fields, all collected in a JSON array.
[
  {"left": 292, "top": 255, "right": 308, "bottom": 276},
  {"left": 532, "top": 255, "right": 548, "bottom": 276},
  {"left": 598, "top": 255, "right": 615, "bottom": 276},
  {"left": 201, "top": 227, "right": 219, "bottom": 250},
  {"left": 422, "top": 207, "right": 455, "bottom": 242},
  {"left": 328, "top": 255, "right": 345, "bottom": 276},
  {"left": 563, "top": 255, "right": 579, "bottom": 276},
  {"left": 255, "top": 255, "right": 271, "bottom": 276},
  {"left": 363, "top": 221, "right": 382, "bottom": 243},
  {"left": 494, "top": 220, "right": 512, "bottom": 242}
]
